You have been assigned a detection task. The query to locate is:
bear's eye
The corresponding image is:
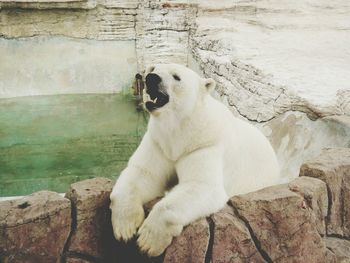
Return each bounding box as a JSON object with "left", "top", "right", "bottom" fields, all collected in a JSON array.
[{"left": 173, "top": 74, "right": 181, "bottom": 81}]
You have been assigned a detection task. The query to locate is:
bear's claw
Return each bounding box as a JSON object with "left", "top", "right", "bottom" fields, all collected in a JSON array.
[
  {"left": 111, "top": 203, "right": 145, "bottom": 242},
  {"left": 137, "top": 211, "right": 183, "bottom": 257}
]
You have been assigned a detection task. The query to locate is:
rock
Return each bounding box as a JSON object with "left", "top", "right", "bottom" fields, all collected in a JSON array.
[
  {"left": 300, "top": 148, "right": 350, "bottom": 237},
  {"left": 325, "top": 249, "right": 338, "bottom": 263},
  {"left": 192, "top": 2, "right": 350, "bottom": 122},
  {"left": 135, "top": 1, "right": 196, "bottom": 71},
  {"left": 259, "top": 111, "right": 350, "bottom": 181},
  {"left": 64, "top": 177, "right": 115, "bottom": 261},
  {"left": 211, "top": 205, "right": 265, "bottom": 263},
  {"left": 0, "top": 7, "right": 136, "bottom": 40},
  {"left": 288, "top": 176, "right": 328, "bottom": 235},
  {"left": 66, "top": 258, "right": 93, "bottom": 263},
  {"left": 230, "top": 185, "right": 327, "bottom": 263},
  {"left": 163, "top": 217, "right": 210, "bottom": 263},
  {"left": 0, "top": 191, "right": 71, "bottom": 263},
  {"left": 325, "top": 237, "right": 350, "bottom": 263},
  {"left": 191, "top": 2, "right": 350, "bottom": 183}
]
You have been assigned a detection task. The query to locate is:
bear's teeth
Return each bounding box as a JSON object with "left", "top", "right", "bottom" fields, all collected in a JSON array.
[
  {"left": 142, "top": 91, "right": 157, "bottom": 104},
  {"left": 143, "top": 92, "right": 151, "bottom": 103}
]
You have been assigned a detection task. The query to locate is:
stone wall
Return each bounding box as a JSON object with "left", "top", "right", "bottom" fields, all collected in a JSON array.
[
  {"left": 0, "top": 0, "right": 197, "bottom": 72},
  {"left": 1, "top": 0, "right": 349, "bottom": 106},
  {"left": 1, "top": 147, "right": 349, "bottom": 262},
  {"left": 0, "top": 0, "right": 139, "bottom": 98},
  {"left": 187, "top": 1, "right": 350, "bottom": 180},
  {"left": 0, "top": 0, "right": 194, "bottom": 97},
  {"left": 0, "top": 37, "right": 137, "bottom": 98}
]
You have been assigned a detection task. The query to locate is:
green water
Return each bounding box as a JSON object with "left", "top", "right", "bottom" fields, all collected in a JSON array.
[{"left": 0, "top": 94, "right": 148, "bottom": 197}]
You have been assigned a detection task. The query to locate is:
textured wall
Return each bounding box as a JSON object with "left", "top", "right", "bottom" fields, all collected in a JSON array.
[
  {"left": 135, "top": 1, "right": 196, "bottom": 71},
  {"left": 190, "top": 0, "right": 350, "bottom": 121},
  {"left": 188, "top": 0, "right": 350, "bottom": 179},
  {"left": 0, "top": 7, "right": 136, "bottom": 40},
  {"left": 0, "top": 0, "right": 194, "bottom": 96},
  {"left": 0, "top": 37, "right": 137, "bottom": 98},
  {"left": 0, "top": 0, "right": 139, "bottom": 97}
]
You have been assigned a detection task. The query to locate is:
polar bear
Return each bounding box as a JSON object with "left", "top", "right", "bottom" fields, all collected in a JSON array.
[{"left": 110, "top": 64, "right": 280, "bottom": 257}]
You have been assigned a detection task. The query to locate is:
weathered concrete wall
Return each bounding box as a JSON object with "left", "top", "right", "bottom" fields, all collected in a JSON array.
[
  {"left": 190, "top": 0, "right": 350, "bottom": 120},
  {"left": 1, "top": 0, "right": 349, "bottom": 104},
  {"left": 1, "top": 148, "right": 350, "bottom": 262},
  {"left": 0, "top": 6, "right": 137, "bottom": 40},
  {"left": 187, "top": 0, "right": 350, "bottom": 179},
  {"left": 0, "top": 37, "right": 137, "bottom": 98},
  {"left": 0, "top": 0, "right": 194, "bottom": 97},
  {"left": 0, "top": 0, "right": 138, "bottom": 97},
  {"left": 135, "top": 1, "right": 196, "bottom": 72}
]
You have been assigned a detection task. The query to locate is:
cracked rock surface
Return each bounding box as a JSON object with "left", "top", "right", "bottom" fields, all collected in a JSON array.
[
  {"left": 0, "top": 191, "right": 71, "bottom": 263},
  {"left": 288, "top": 176, "right": 328, "bottom": 236},
  {"left": 63, "top": 177, "right": 116, "bottom": 262},
  {"left": 325, "top": 237, "right": 350, "bottom": 263},
  {"left": 66, "top": 258, "right": 92, "bottom": 263},
  {"left": 211, "top": 205, "right": 265, "bottom": 263},
  {"left": 191, "top": 1, "right": 350, "bottom": 121},
  {"left": 300, "top": 148, "right": 350, "bottom": 238},
  {"left": 163, "top": 217, "right": 210, "bottom": 263},
  {"left": 230, "top": 185, "right": 327, "bottom": 263}
]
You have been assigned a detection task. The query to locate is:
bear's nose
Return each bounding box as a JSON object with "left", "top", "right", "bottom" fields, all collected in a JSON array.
[{"left": 145, "top": 73, "right": 161, "bottom": 90}]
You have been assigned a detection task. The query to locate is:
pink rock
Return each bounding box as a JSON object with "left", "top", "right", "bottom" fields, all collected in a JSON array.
[
  {"left": 65, "top": 177, "right": 115, "bottom": 261},
  {"left": 324, "top": 237, "right": 350, "bottom": 263},
  {"left": 230, "top": 185, "right": 327, "bottom": 263},
  {"left": 289, "top": 176, "right": 328, "bottom": 235},
  {"left": 325, "top": 249, "right": 337, "bottom": 263},
  {"left": 163, "top": 217, "right": 210, "bottom": 263},
  {"left": 211, "top": 205, "right": 265, "bottom": 263},
  {"left": 300, "top": 148, "right": 350, "bottom": 237},
  {"left": 0, "top": 191, "right": 71, "bottom": 263},
  {"left": 66, "top": 257, "right": 92, "bottom": 263}
]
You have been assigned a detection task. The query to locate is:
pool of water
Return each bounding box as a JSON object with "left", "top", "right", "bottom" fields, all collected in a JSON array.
[{"left": 0, "top": 93, "right": 147, "bottom": 197}]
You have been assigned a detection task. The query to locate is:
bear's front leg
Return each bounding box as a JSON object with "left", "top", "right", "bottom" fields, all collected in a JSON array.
[
  {"left": 110, "top": 133, "right": 174, "bottom": 241},
  {"left": 137, "top": 147, "right": 228, "bottom": 256}
]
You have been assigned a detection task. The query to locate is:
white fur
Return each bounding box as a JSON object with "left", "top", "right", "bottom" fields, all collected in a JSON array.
[{"left": 110, "top": 64, "right": 280, "bottom": 256}]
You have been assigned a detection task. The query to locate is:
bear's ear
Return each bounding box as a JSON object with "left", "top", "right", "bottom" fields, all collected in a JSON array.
[{"left": 203, "top": 78, "right": 216, "bottom": 92}]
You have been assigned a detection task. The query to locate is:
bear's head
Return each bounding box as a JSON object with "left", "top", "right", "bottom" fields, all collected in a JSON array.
[{"left": 143, "top": 64, "right": 215, "bottom": 116}]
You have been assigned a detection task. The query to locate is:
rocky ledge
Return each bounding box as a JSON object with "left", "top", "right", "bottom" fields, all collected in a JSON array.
[{"left": 1, "top": 147, "right": 349, "bottom": 263}]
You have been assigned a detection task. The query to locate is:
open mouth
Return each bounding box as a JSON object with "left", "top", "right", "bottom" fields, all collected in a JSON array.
[{"left": 143, "top": 90, "right": 169, "bottom": 112}]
